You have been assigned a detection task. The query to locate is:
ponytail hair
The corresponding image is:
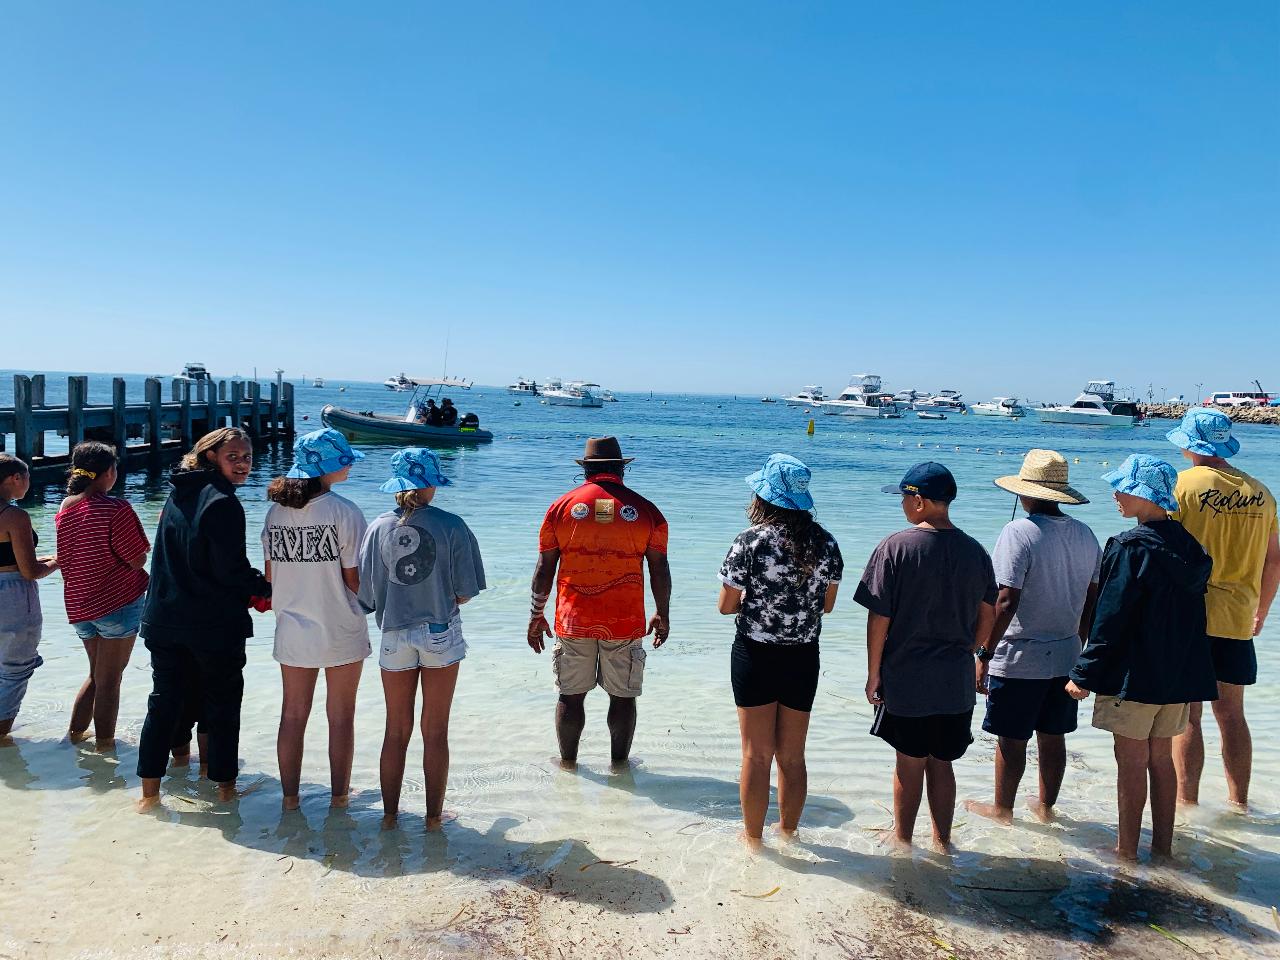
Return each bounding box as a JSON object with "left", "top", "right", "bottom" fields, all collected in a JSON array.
[
  {"left": 181, "top": 427, "right": 251, "bottom": 471},
  {"left": 395, "top": 489, "right": 423, "bottom": 525},
  {"left": 66, "top": 441, "right": 118, "bottom": 495},
  {"left": 0, "top": 454, "right": 29, "bottom": 486},
  {"left": 267, "top": 476, "right": 323, "bottom": 509}
]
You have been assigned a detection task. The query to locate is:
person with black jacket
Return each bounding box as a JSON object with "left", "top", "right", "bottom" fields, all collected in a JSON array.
[
  {"left": 1067, "top": 454, "right": 1215, "bottom": 862},
  {"left": 136, "top": 428, "right": 270, "bottom": 810}
]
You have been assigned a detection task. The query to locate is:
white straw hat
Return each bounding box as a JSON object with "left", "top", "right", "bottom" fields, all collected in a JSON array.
[{"left": 993, "top": 449, "right": 1089, "bottom": 505}]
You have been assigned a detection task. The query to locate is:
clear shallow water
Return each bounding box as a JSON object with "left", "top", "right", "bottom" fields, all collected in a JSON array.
[{"left": 3, "top": 373, "right": 1280, "bottom": 957}]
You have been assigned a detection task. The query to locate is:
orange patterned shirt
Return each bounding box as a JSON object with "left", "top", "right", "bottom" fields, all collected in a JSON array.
[{"left": 538, "top": 473, "right": 668, "bottom": 641}]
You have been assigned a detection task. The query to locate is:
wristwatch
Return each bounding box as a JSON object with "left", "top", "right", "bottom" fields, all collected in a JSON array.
[{"left": 976, "top": 646, "right": 995, "bottom": 662}]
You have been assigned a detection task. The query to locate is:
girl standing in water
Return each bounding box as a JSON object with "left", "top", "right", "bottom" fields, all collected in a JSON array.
[
  {"left": 718, "top": 454, "right": 843, "bottom": 850},
  {"left": 55, "top": 442, "right": 151, "bottom": 751},
  {"left": 136, "top": 428, "right": 269, "bottom": 809},
  {"left": 263, "top": 428, "right": 369, "bottom": 810},
  {"left": 0, "top": 455, "right": 59, "bottom": 739},
  {"left": 358, "top": 449, "right": 485, "bottom": 830}
]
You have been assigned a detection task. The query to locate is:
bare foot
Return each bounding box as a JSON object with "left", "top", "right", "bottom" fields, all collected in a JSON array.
[
  {"left": 198, "top": 764, "right": 208, "bottom": 779},
  {"left": 879, "top": 833, "right": 913, "bottom": 853},
  {"left": 170, "top": 751, "right": 191, "bottom": 768},
  {"left": 1226, "top": 799, "right": 1250, "bottom": 815},
  {"left": 425, "top": 810, "right": 457, "bottom": 832},
  {"left": 381, "top": 813, "right": 399, "bottom": 831},
  {"left": 216, "top": 782, "right": 238, "bottom": 803},
  {"left": 1025, "top": 799, "right": 1057, "bottom": 824},
  {"left": 609, "top": 758, "right": 637, "bottom": 774},
  {"left": 94, "top": 738, "right": 116, "bottom": 754},
  {"left": 282, "top": 795, "right": 301, "bottom": 811},
  {"left": 0, "top": 734, "right": 14, "bottom": 747},
  {"left": 738, "top": 830, "right": 764, "bottom": 853},
  {"left": 551, "top": 755, "right": 577, "bottom": 772},
  {"left": 1149, "top": 849, "right": 1183, "bottom": 868},
  {"left": 964, "top": 799, "right": 1014, "bottom": 825},
  {"left": 772, "top": 824, "right": 799, "bottom": 845},
  {"left": 1176, "top": 797, "right": 1199, "bottom": 808},
  {"left": 329, "top": 793, "right": 349, "bottom": 809},
  {"left": 67, "top": 729, "right": 92, "bottom": 745},
  {"left": 1109, "top": 846, "right": 1139, "bottom": 864},
  {"left": 136, "top": 794, "right": 162, "bottom": 813},
  {"left": 931, "top": 836, "right": 956, "bottom": 856}
]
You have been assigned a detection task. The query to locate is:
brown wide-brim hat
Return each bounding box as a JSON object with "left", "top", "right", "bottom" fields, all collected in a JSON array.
[
  {"left": 994, "top": 448, "right": 1089, "bottom": 505},
  {"left": 575, "top": 436, "right": 635, "bottom": 466}
]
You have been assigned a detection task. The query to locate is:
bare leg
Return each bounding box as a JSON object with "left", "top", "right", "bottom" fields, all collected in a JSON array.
[
  {"left": 924, "top": 757, "right": 957, "bottom": 851},
  {"left": 1211, "top": 683, "right": 1251, "bottom": 809},
  {"left": 138, "top": 776, "right": 161, "bottom": 811},
  {"left": 736, "top": 704, "right": 777, "bottom": 849},
  {"left": 420, "top": 662, "right": 460, "bottom": 830},
  {"left": 69, "top": 638, "right": 99, "bottom": 739},
  {"left": 555, "top": 693, "right": 587, "bottom": 769},
  {"left": 1173, "top": 701, "right": 1204, "bottom": 805},
  {"left": 1031, "top": 732, "right": 1067, "bottom": 820},
  {"left": 965, "top": 736, "right": 1026, "bottom": 824},
  {"left": 0, "top": 718, "right": 12, "bottom": 738},
  {"left": 324, "top": 661, "right": 363, "bottom": 805},
  {"left": 1113, "top": 734, "right": 1149, "bottom": 861},
  {"left": 606, "top": 694, "right": 637, "bottom": 766},
  {"left": 774, "top": 704, "right": 811, "bottom": 838},
  {"left": 87, "top": 636, "right": 135, "bottom": 749},
  {"left": 1148, "top": 736, "right": 1178, "bottom": 858},
  {"left": 277, "top": 665, "right": 319, "bottom": 809},
  {"left": 379, "top": 669, "right": 418, "bottom": 827},
  {"left": 892, "top": 753, "right": 928, "bottom": 847}
]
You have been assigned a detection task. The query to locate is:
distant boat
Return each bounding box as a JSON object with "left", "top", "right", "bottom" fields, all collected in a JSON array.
[
  {"left": 917, "top": 411, "right": 947, "bottom": 421},
  {"left": 1034, "top": 380, "right": 1140, "bottom": 427},
  {"left": 601, "top": 389, "right": 620, "bottom": 402},
  {"left": 542, "top": 380, "right": 604, "bottom": 408},
  {"left": 760, "top": 397, "right": 776, "bottom": 403},
  {"left": 322, "top": 377, "right": 492, "bottom": 445},
  {"left": 176, "top": 362, "right": 211, "bottom": 383},
  {"left": 784, "top": 385, "right": 825, "bottom": 406},
  {"left": 507, "top": 377, "right": 540, "bottom": 397},
  {"left": 971, "top": 397, "right": 1026, "bottom": 418},
  {"left": 384, "top": 373, "right": 414, "bottom": 392},
  {"left": 913, "top": 390, "right": 967, "bottom": 413},
  {"left": 818, "top": 374, "right": 902, "bottom": 418},
  {"left": 312, "top": 377, "right": 325, "bottom": 388}
]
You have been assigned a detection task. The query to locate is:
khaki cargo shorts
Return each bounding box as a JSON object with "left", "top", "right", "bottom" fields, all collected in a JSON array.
[
  {"left": 553, "top": 637, "right": 646, "bottom": 698},
  {"left": 1092, "top": 697, "right": 1190, "bottom": 740}
]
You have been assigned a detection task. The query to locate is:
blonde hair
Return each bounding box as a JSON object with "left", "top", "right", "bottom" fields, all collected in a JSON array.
[
  {"left": 181, "top": 427, "right": 251, "bottom": 470},
  {"left": 394, "top": 489, "right": 426, "bottom": 525}
]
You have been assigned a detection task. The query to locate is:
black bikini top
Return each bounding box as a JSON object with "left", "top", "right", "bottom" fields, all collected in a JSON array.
[{"left": 0, "top": 504, "right": 36, "bottom": 567}]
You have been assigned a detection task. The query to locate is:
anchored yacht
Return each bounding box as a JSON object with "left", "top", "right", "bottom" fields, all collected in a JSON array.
[
  {"left": 784, "top": 385, "right": 826, "bottom": 406},
  {"left": 913, "top": 390, "right": 967, "bottom": 413},
  {"left": 818, "top": 375, "right": 902, "bottom": 418},
  {"left": 507, "top": 377, "right": 540, "bottom": 396},
  {"left": 1034, "top": 381, "right": 1140, "bottom": 427},
  {"left": 971, "top": 397, "right": 1026, "bottom": 418},
  {"left": 542, "top": 380, "right": 604, "bottom": 408}
]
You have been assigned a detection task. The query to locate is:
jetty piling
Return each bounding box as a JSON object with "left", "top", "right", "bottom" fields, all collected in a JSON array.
[{"left": 0, "top": 374, "right": 295, "bottom": 476}]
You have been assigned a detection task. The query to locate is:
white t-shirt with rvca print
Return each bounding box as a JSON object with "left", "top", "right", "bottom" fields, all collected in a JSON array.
[{"left": 261, "top": 492, "right": 371, "bottom": 668}]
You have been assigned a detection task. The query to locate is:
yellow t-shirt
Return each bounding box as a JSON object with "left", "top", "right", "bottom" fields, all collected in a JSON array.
[{"left": 1172, "top": 465, "right": 1278, "bottom": 640}]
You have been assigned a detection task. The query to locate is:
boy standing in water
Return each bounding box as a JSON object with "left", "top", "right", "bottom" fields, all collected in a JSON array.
[
  {"left": 857, "top": 463, "right": 996, "bottom": 851},
  {"left": 1067, "top": 455, "right": 1215, "bottom": 861}
]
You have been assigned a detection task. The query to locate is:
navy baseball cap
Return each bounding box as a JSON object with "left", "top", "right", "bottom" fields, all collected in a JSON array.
[{"left": 882, "top": 461, "right": 958, "bottom": 503}]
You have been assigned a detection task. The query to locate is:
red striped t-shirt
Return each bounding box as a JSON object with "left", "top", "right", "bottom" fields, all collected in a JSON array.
[{"left": 55, "top": 494, "right": 150, "bottom": 623}]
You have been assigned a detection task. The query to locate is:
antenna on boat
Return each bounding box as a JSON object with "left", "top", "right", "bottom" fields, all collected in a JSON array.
[{"left": 442, "top": 329, "right": 451, "bottom": 378}]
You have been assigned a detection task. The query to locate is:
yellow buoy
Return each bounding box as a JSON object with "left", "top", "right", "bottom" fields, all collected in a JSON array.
[{"left": 807, "top": 419, "right": 815, "bottom": 436}]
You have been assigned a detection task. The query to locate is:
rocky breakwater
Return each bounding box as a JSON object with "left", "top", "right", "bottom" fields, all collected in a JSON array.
[{"left": 1140, "top": 403, "right": 1280, "bottom": 426}]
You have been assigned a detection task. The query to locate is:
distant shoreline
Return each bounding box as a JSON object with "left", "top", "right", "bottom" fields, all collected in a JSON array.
[{"left": 1140, "top": 403, "right": 1280, "bottom": 426}]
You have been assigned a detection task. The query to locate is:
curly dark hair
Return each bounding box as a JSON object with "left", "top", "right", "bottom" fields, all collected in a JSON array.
[
  {"left": 66, "top": 441, "right": 118, "bottom": 495},
  {"left": 746, "top": 494, "right": 827, "bottom": 581},
  {"left": 266, "top": 476, "right": 323, "bottom": 509}
]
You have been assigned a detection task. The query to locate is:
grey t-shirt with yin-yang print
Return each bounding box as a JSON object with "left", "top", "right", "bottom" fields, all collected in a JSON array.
[{"left": 719, "top": 523, "right": 843, "bottom": 645}]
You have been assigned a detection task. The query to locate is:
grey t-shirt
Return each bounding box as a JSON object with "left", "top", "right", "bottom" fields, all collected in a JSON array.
[
  {"left": 854, "top": 526, "right": 997, "bottom": 718},
  {"left": 990, "top": 514, "right": 1102, "bottom": 680},
  {"left": 357, "top": 505, "right": 486, "bottom": 632}
]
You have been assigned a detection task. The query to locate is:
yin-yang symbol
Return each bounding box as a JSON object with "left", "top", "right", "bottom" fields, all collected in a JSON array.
[{"left": 381, "top": 524, "right": 437, "bottom": 586}]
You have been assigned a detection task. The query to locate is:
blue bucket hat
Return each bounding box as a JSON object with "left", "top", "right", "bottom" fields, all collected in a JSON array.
[
  {"left": 746, "top": 453, "right": 814, "bottom": 511},
  {"left": 286, "top": 428, "right": 364, "bottom": 479},
  {"left": 1166, "top": 408, "right": 1240, "bottom": 458},
  {"left": 380, "top": 448, "right": 453, "bottom": 493},
  {"left": 1102, "top": 454, "right": 1178, "bottom": 511}
]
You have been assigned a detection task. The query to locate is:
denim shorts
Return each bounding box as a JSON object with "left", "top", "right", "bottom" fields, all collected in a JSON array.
[
  {"left": 379, "top": 616, "right": 466, "bottom": 671},
  {"left": 72, "top": 593, "right": 146, "bottom": 641}
]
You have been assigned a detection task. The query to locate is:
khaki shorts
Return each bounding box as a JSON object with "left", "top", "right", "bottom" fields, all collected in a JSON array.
[
  {"left": 1092, "top": 697, "right": 1190, "bottom": 740},
  {"left": 553, "top": 637, "right": 646, "bottom": 698}
]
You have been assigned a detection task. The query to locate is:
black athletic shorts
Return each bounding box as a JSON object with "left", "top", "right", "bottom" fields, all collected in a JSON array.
[
  {"left": 731, "top": 636, "right": 820, "bottom": 712},
  {"left": 1210, "top": 636, "right": 1257, "bottom": 686},
  {"left": 871, "top": 705, "right": 974, "bottom": 761}
]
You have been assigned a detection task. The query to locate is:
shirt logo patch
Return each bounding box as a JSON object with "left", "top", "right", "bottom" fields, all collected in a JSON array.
[
  {"left": 594, "top": 499, "right": 615, "bottom": 524},
  {"left": 620, "top": 505, "right": 639, "bottom": 522},
  {"left": 570, "top": 502, "right": 590, "bottom": 520}
]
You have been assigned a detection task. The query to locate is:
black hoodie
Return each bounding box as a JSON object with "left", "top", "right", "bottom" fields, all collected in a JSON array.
[
  {"left": 140, "top": 468, "right": 269, "bottom": 645},
  {"left": 1070, "top": 519, "right": 1216, "bottom": 704}
]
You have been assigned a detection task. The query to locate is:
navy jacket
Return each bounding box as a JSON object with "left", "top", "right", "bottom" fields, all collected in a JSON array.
[
  {"left": 1070, "top": 519, "right": 1216, "bottom": 704},
  {"left": 141, "top": 469, "right": 269, "bottom": 645}
]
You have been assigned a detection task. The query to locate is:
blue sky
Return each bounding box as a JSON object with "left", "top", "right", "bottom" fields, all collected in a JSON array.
[{"left": 1, "top": 3, "right": 1276, "bottom": 400}]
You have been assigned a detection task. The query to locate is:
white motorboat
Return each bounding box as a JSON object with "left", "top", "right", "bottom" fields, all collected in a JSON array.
[
  {"left": 384, "top": 373, "right": 414, "bottom": 392},
  {"left": 312, "top": 377, "right": 325, "bottom": 388},
  {"left": 971, "top": 396, "right": 1026, "bottom": 418},
  {"left": 819, "top": 374, "right": 902, "bottom": 418},
  {"left": 601, "top": 389, "right": 619, "bottom": 402},
  {"left": 913, "top": 389, "right": 967, "bottom": 413},
  {"left": 784, "top": 385, "right": 826, "bottom": 406},
  {"left": 1034, "top": 381, "right": 1141, "bottom": 427},
  {"left": 175, "top": 362, "right": 211, "bottom": 383},
  {"left": 507, "top": 377, "right": 540, "bottom": 396},
  {"left": 917, "top": 411, "right": 947, "bottom": 421},
  {"left": 542, "top": 380, "right": 604, "bottom": 408}
]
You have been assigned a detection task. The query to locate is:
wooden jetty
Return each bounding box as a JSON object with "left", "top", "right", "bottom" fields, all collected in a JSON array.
[{"left": 0, "top": 374, "right": 295, "bottom": 476}]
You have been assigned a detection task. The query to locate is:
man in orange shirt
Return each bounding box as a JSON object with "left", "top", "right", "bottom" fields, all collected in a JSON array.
[{"left": 528, "top": 437, "right": 672, "bottom": 770}]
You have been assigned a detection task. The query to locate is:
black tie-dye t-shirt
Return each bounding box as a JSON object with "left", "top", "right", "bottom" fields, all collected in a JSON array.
[{"left": 719, "top": 523, "right": 843, "bottom": 645}]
